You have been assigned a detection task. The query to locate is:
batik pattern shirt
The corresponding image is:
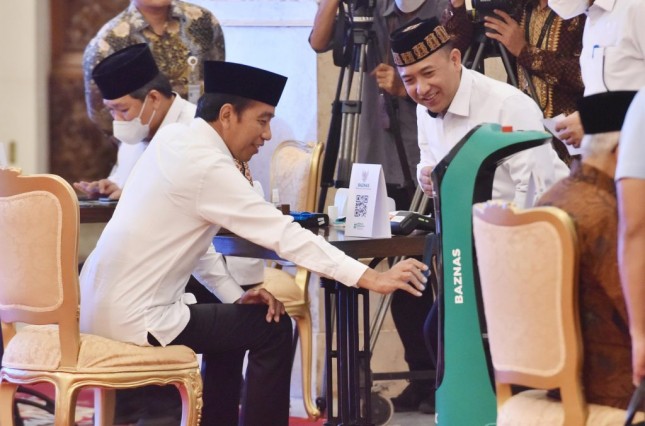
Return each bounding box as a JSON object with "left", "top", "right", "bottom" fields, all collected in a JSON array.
[
  {"left": 538, "top": 162, "right": 632, "bottom": 409},
  {"left": 83, "top": 0, "right": 225, "bottom": 133}
]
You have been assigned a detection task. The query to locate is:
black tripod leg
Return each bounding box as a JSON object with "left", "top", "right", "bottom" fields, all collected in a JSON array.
[{"left": 498, "top": 43, "right": 518, "bottom": 87}]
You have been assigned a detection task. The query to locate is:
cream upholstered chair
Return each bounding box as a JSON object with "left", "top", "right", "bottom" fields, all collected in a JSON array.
[
  {"left": 259, "top": 140, "right": 324, "bottom": 420},
  {"left": 0, "top": 168, "right": 202, "bottom": 426},
  {"left": 472, "top": 200, "right": 642, "bottom": 426}
]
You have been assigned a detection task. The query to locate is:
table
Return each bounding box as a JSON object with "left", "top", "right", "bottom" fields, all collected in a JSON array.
[
  {"left": 79, "top": 200, "right": 116, "bottom": 223},
  {"left": 215, "top": 227, "right": 429, "bottom": 425}
]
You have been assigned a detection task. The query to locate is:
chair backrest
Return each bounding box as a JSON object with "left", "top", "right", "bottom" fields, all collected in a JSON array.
[
  {"left": 0, "top": 167, "right": 81, "bottom": 368},
  {"left": 269, "top": 140, "right": 324, "bottom": 212},
  {"left": 472, "top": 200, "right": 586, "bottom": 424}
]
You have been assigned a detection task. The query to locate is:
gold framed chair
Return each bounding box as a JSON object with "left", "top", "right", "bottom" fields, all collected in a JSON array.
[
  {"left": 0, "top": 168, "right": 202, "bottom": 426},
  {"left": 472, "top": 200, "right": 642, "bottom": 426},
  {"left": 259, "top": 140, "right": 324, "bottom": 420}
]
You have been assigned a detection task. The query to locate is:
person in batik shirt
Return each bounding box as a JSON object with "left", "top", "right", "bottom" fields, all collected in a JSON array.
[
  {"left": 84, "top": 0, "right": 225, "bottom": 134},
  {"left": 538, "top": 91, "right": 637, "bottom": 409}
]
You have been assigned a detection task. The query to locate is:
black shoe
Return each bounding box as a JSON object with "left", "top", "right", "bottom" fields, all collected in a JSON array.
[
  {"left": 390, "top": 382, "right": 432, "bottom": 413},
  {"left": 418, "top": 393, "right": 435, "bottom": 414}
]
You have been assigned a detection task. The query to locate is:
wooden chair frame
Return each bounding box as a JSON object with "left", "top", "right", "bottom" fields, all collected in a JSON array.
[
  {"left": 0, "top": 168, "right": 202, "bottom": 426},
  {"left": 473, "top": 200, "right": 586, "bottom": 424},
  {"left": 262, "top": 140, "right": 324, "bottom": 420}
]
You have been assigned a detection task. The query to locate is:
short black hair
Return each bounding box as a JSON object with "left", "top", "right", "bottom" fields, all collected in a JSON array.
[
  {"left": 195, "top": 93, "right": 254, "bottom": 122},
  {"left": 129, "top": 73, "right": 173, "bottom": 100}
]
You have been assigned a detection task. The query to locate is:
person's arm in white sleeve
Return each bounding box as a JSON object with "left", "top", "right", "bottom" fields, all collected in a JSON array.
[
  {"left": 198, "top": 159, "right": 427, "bottom": 296},
  {"left": 192, "top": 243, "right": 244, "bottom": 303},
  {"left": 499, "top": 94, "right": 548, "bottom": 206},
  {"left": 108, "top": 141, "right": 148, "bottom": 189}
]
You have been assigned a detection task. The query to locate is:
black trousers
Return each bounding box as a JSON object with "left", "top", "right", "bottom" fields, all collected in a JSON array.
[
  {"left": 150, "top": 303, "right": 293, "bottom": 426},
  {"left": 391, "top": 286, "right": 435, "bottom": 383}
]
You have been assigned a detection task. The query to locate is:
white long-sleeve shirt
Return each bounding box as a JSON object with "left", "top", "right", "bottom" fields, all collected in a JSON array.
[
  {"left": 105, "top": 94, "right": 264, "bottom": 287},
  {"left": 80, "top": 118, "right": 368, "bottom": 346},
  {"left": 417, "top": 66, "right": 569, "bottom": 208}
]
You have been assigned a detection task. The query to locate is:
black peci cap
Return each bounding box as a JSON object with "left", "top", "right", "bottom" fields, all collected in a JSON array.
[
  {"left": 390, "top": 17, "right": 451, "bottom": 67},
  {"left": 203, "top": 61, "right": 287, "bottom": 107},
  {"left": 92, "top": 43, "right": 160, "bottom": 100},
  {"left": 577, "top": 91, "right": 637, "bottom": 134}
]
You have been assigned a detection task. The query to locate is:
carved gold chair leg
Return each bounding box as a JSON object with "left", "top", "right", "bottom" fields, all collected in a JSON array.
[
  {"left": 178, "top": 371, "right": 203, "bottom": 426},
  {"left": 53, "top": 377, "right": 78, "bottom": 426},
  {"left": 293, "top": 310, "right": 320, "bottom": 420}
]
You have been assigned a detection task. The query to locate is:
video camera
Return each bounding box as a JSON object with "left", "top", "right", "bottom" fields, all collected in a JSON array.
[
  {"left": 470, "top": 0, "right": 519, "bottom": 22},
  {"left": 342, "top": 0, "right": 376, "bottom": 20}
]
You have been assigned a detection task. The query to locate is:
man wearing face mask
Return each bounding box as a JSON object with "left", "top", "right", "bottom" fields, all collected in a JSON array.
[
  {"left": 74, "top": 43, "right": 196, "bottom": 200},
  {"left": 310, "top": 0, "right": 448, "bottom": 414},
  {"left": 548, "top": 0, "right": 645, "bottom": 148}
]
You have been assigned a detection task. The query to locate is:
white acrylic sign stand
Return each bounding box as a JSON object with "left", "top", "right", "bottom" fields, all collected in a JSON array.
[{"left": 344, "top": 163, "right": 391, "bottom": 238}]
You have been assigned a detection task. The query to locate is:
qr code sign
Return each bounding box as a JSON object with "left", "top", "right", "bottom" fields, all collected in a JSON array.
[{"left": 354, "top": 194, "right": 369, "bottom": 218}]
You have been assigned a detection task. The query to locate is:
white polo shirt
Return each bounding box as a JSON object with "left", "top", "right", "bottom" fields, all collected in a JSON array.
[
  {"left": 417, "top": 67, "right": 569, "bottom": 208},
  {"left": 580, "top": 0, "right": 645, "bottom": 95},
  {"left": 80, "top": 118, "right": 368, "bottom": 346}
]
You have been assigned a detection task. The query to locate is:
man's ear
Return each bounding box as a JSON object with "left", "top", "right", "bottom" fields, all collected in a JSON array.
[
  {"left": 147, "top": 90, "right": 163, "bottom": 107},
  {"left": 450, "top": 48, "right": 462, "bottom": 68},
  {"left": 218, "top": 103, "right": 235, "bottom": 129}
]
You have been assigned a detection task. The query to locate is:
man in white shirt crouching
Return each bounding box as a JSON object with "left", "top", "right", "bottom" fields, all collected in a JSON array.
[
  {"left": 391, "top": 17, "right": 569, "bottom": 208},
  {"left": 388, "top": 17, "right": 570, "bottom": 399}
]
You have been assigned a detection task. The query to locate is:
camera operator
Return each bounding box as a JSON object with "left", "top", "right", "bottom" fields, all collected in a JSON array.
[
  {"left": 443, "top": 0, "right": 585, "bottom": 122},
  {"left": 310, "top": 0, "right": 448, "bottom": 415}
]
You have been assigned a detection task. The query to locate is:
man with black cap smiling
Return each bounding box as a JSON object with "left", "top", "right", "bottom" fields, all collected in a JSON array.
[
  {"left": 391, "top": 17, "right": 569, "bottom": 208},
  {"left": 537, "top": 90, "right": 637, "bottom": 409},
  {"left": 79, "top": 61, "right": 429, "bottom": 425},
  {"left": 390, "top": 16, "right": 569, "bottom": 409}
]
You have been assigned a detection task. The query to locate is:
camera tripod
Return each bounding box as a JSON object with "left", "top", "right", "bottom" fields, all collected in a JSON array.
[{"left": 316, "top": 0, "right": 416, "bottom": 213}]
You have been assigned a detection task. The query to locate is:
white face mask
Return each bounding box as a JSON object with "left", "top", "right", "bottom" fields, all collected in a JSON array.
[
  {"left": 112, "top": 95, "right": 156, "bottom": 145},
  {"left": 548, "top": 0, "right": 588, "bottom": 20},
  {"left": 395, "top": 0, "right": 425, "bottom": 13}
]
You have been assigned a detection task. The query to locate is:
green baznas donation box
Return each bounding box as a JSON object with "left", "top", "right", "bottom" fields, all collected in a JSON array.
[{"left": 430, "top": 123, "right": 551, "bottom": 425}]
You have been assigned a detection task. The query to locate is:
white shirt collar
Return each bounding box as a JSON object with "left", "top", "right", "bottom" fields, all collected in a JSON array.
[
  {"left": 158, "top": 93, "right": 186, "bottom": 129},
  {"left": 190, "top": 117, "right": 234, "bottom": 160},
  {"left": 445, "top": 65, "right": 472, "bottom": 118}
]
